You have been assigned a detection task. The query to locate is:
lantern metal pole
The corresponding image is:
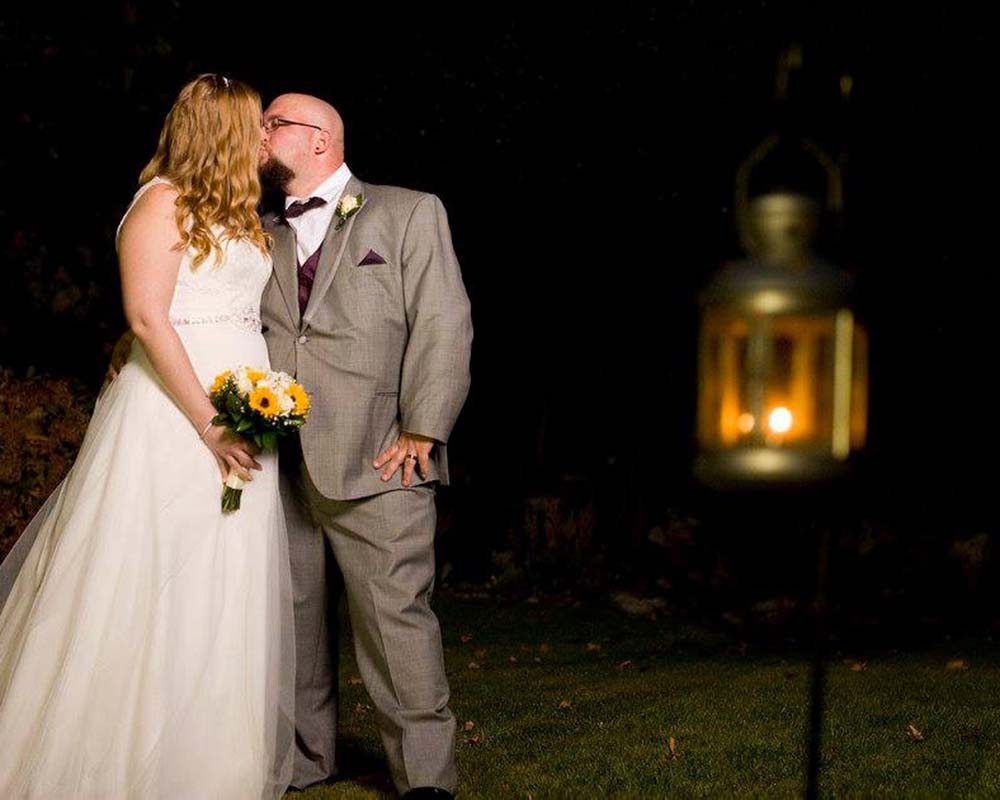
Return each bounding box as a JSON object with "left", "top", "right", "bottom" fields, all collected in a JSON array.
[{"left": 805, "top": 514, "right": 833, "bottom": 800}]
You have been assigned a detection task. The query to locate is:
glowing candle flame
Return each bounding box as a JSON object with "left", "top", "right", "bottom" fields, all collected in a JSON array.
[{"left": 768, "top": 406, "right": 793, "bottom": 433}]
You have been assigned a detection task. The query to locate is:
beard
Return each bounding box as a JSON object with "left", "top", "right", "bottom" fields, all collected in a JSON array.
[{"left": 259, "top": 155, "right": 296, "bottom": 193}]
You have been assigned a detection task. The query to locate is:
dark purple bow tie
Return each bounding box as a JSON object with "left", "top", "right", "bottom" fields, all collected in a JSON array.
[{"left": 284, "top": 196, "right": 327, "bottom": 219}]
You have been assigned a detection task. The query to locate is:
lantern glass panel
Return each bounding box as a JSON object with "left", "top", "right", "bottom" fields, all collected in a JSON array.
[{"left": 699, "top": 309, "right": 864, "bottom": 452}]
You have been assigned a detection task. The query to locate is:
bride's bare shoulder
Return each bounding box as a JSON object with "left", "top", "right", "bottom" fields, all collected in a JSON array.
[{"left": 117, "top": 181, "right": 182, "bottom": 248}]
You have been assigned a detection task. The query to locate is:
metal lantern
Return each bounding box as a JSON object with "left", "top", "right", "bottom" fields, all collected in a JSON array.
[{"left": 695, "top": 134, "right": 868, "bottom": 488}]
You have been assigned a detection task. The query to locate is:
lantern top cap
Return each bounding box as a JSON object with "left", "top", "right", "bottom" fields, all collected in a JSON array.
[{"left": 743, "top": 190, "right": 821, "bottom": 263}]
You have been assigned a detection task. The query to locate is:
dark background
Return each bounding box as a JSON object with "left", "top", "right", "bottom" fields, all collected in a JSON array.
[{"left": 1, "top": 7, "right": 996, "bottom": 626}]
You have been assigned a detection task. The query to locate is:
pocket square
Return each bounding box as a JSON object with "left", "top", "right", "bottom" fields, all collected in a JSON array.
[{"left": 357, "top": 249, "right": 387, "bottom": 266}]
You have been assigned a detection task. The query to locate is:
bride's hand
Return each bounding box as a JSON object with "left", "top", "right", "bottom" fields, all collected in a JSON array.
[
  {"left": 202, "top": 424, "right": 264, "bottom": 483},
  {"left": 98, "top": 330, "right": 137, "bottom": 399}
]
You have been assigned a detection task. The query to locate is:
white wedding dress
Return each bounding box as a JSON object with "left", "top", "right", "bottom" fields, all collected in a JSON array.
[{"left": 0, "top": 177, "right": 296, "bottom": 799}]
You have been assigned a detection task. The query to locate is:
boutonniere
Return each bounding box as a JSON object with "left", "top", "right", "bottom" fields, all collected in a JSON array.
[{"left": 335, "top": 193, "right": 366, "bottom": 231}]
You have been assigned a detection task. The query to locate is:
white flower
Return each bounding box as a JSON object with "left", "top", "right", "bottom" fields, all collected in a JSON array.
[
  {"left": 235, "top": 367, "right": 254, "bottom": 396},
  {"left": 278, "top": 392, "right": 295, "bottom": 415},
  {"left": 334, "top": 193, "right": 366, "bottom": 230}
]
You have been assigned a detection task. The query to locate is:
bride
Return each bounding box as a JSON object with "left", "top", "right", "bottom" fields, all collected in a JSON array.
[{"left": 0, "top": 74, "right": 295, "bottom": 798}]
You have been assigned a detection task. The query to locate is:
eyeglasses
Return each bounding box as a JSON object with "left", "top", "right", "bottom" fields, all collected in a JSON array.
[{"left": 262, "top": 117, "right": 324, "bottom": 134}]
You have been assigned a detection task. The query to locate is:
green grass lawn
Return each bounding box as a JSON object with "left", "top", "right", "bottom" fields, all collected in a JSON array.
[{"left": 294, "top": 588, "right": 1000, "bottom": 798}]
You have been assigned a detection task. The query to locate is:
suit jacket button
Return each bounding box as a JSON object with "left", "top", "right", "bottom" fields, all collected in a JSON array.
[{"left": 297, "top": 335, "right": 308, "bottom": 344}]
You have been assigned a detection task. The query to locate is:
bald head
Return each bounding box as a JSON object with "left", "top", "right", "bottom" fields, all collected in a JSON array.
[
  {"left": 271, "top": 93, "right": 344, "bottom": 147},
  {"left": 261, "top": 93, "right": 346, "bottom": 196}
]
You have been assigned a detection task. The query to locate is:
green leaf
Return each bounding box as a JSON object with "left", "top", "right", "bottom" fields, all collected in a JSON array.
[{"left": 236, "top": 418, "right": 253, "bottom": 433}]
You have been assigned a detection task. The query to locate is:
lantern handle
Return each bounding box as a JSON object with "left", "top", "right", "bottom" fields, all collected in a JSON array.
[{"left": 734, "top": 134, "right": 843, "bottom": 253}]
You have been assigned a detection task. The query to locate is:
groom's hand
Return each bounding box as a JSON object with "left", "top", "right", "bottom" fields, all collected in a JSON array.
[{"left": 373, "top": 432, "right": 436, "bottom": 487}]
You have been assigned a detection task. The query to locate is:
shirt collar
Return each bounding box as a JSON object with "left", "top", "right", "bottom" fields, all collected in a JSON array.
[{"left": 285, "top": 162, "right": 352, "bottom": 209}]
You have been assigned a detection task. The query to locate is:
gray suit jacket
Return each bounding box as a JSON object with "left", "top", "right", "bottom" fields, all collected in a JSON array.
[{"left": 260, "top": 174, "right": 473, "bottom": 500}]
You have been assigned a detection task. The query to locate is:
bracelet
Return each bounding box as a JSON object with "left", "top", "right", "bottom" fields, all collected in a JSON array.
[{"left": 198, "top": 419, "right": 215, "bottom": 440}]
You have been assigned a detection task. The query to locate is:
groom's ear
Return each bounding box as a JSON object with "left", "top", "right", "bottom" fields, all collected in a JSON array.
[{"left": 314, "top": 129, "right": 331, "bottom": 155}]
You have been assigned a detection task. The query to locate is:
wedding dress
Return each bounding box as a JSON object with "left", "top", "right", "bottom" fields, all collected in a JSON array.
[{"left": 0, "top": 176, "right": 295, "bottom": 799}]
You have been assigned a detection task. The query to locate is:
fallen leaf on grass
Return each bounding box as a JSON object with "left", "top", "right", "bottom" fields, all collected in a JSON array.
[
  {"left": 460, "top": 633, "right": 474, "bottom": 643},
  {"left": 465, "top": 733, "right": 482, "bottom": 745},
  {"left": 473, "top": 648, "right": 488, "bottom": 659},
  {"left": 348, "top": 675, "right": 363, "bottom": 686},
  {"left": 508, "top": 656, "right": 518, "bottom": 663},
  {"left": 946, "top": 659, "right": 970, "bottom": 671},
  {"left": 848, "top": 661, "right": 868, "bottom": 672},
  {"left": 659, "top": 735, "right": 680, "bottom": 764},
  {"left": 617, "top": 659, "right": 633, "bottom": 670},
  {"left": 463, "top": 720, "right": 476, "bottom": 731},
  {"left": 586, "top": 642, "right": 602, "bottom": 652},
  {"left": 559, "top": 699, "right": 573, "bottom": 709},
  {"left": 539, "top": 643, "right": 551, "bottom": 654},
  {"left": 467, "top": 662, "right": 480, "bottom": 670},
  {"left": 906, "top": 723, "right": 925, "bottom": 742},
  {"left": 612, "top": 591, "right": 667, "bottom": 618}
]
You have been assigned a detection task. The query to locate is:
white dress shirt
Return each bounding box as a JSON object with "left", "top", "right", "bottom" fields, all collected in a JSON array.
[{"left": 284, "top": 162, "right": 353, "bottom": 265}]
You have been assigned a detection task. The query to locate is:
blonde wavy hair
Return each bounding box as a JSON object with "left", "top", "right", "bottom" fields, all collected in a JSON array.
[{"left": 139, "top": 74, "right": 270, "bottom": 269}]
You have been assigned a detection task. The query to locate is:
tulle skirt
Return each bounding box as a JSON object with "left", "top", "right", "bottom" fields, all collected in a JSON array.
[{"left": 0, "top": 324, "right": 295, "bottom": 799}]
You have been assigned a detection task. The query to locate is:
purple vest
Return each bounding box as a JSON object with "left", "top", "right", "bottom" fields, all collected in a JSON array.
[{"left": 298, "top": 244, "right": 323, "bottom": 315}]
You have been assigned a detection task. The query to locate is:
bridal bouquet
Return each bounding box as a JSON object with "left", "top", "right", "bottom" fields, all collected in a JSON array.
[{"left": 208, "top": 366, "right": 311, "bottom": 512}]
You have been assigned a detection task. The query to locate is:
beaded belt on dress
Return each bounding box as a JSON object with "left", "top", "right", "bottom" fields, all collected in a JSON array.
[{"left": 169, "top": 306, "right": 262, "bottom": 333}]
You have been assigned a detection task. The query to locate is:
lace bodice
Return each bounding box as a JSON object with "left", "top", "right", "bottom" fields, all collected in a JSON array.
[{"left": 116, "top": 176, "right": 272, "bottom": 332}]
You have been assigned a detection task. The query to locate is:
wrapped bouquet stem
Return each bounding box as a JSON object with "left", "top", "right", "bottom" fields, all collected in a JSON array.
[
  {"left": 208, "top": 366, "right": 311, "bottom": 512},
  {"left": 222, "top": 471, "right": 251, "bottom": 512}
]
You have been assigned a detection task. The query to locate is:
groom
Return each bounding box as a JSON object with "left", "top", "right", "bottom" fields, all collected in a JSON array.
[{"left": 259, "top": 94, "right": 472, "bottom": 799}]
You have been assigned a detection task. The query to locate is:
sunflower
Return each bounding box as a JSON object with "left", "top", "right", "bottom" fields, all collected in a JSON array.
[
  {"left": 246, "top": 368, "right": 267, "bottom": 385},
  {"left": 287, "top": 384, "right": 311, "bottom": 415},
  {"left": 210, "top": 370, "right": 233, "bottom": 395},
  {"left": 249, "top": 386, "right": 280, "bottom": 418}
]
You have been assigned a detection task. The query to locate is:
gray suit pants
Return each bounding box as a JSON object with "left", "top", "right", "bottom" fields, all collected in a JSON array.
[{"left": 279, "top": 443, "right": 458, "bottom": 795}]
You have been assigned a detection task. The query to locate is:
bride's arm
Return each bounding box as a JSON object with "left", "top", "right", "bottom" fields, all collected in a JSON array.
[{"left": 117, "top": 183, "right": 261, "bottom": 482}]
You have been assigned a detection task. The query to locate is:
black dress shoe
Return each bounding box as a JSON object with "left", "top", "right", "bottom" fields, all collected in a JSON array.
[{"left": 401, "top": 788, "right": 455, "bottom": 800}]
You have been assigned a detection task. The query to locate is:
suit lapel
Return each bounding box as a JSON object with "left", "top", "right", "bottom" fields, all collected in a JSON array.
[
  {"left": 269, "top": 220, "right": 300, "bottom": 327},
  {"left": 302, "top": 175, "right": 367, "bottom": 328}
]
